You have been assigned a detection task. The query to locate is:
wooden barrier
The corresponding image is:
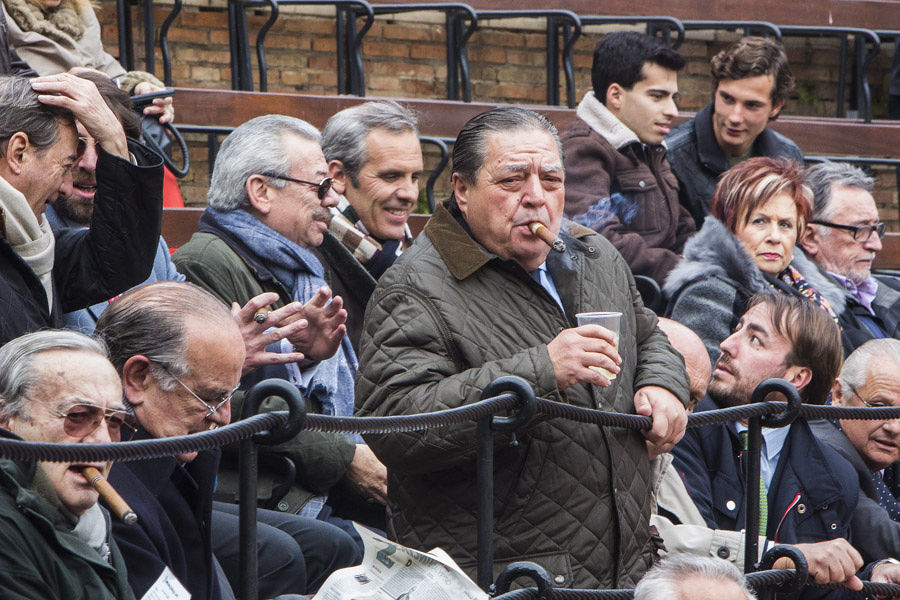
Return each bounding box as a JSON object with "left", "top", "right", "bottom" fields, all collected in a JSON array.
[{"left": 174, "top": 88, "right": 900, "bottom": 158}]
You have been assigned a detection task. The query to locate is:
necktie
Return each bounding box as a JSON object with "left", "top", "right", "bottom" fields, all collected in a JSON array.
[
  {"left": 872, "top": 470, "right": 900, "bottom": 521},
  {"left": 740, "top": 430, "right": 768, "bottom": 536}
]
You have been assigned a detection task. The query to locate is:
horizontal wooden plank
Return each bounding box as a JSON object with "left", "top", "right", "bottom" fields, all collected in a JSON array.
[{"left": 173, "top": 88, "right": 900, "bottom": 158}]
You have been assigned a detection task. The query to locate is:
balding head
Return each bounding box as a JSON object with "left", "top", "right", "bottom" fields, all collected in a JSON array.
[{"left": 658, "top": 318, "right": 711, "bottom": 410}]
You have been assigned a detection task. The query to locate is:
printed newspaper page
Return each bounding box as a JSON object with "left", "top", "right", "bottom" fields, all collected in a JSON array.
[{"left": 313, "top": 525, "right": 488, "bottom": 600}]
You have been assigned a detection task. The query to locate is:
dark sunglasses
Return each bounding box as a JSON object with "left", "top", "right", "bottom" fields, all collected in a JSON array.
[
  {"left": 809, "top": 220, "right": 886, "bottom": 243},
  {"left": 43, "top": 402, "right": 138, "bottom": 442},
  {"left": 260, "top": 173, "right": 333, "bottom": 200}
]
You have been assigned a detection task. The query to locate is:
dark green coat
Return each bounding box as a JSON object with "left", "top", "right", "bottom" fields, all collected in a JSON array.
[
  {"left": 356, "top": 201, "right": 690, "bottom": 589},
  {"left": 0, "top": 455, "right": 134, "bottom": 599},
  {"left": 173, "top": 227, "right": 356, "bottom": 511}
]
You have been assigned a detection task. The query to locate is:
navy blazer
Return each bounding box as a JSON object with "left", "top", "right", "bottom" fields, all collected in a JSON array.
[
  {"left": 108, "top": 429, "right": 224, "bottom": 600},
  {"left": 673, "top": 397, "right": 859, "bottom": 546}
]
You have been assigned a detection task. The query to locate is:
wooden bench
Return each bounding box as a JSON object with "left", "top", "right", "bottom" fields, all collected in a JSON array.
[{"left": 174, "top": 88, "right": 900, "bottom": 158}]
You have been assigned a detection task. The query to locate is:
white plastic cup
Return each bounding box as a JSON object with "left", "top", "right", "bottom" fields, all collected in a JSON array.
[{"left": 575, "top": 311, "right": 622, "bottom": 380}]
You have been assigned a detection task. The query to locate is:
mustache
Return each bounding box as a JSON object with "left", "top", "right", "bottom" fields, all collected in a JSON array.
[{"left": 312, "top": 208, "right": 331, "bottom": 222}]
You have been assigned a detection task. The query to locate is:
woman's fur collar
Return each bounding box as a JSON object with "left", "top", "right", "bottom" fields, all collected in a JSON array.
[
  {"left": 663, "top": 216, "right": 848, "bottom": 313},
  {"left": 3, "top": 0, "right": 93, "bottom": 44},
  {"left": 663, "top": 216, "right": 768, "bottom": 298}
]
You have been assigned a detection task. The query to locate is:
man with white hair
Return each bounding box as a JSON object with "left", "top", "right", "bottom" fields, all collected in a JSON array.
[
  {"left": 0, "top": 330, "right": 135, "bottom": 599},
  {"left": 173, "top": 114, "right": 386, "bottom": 535},
  {"left": 812, "top": 338, "right": 900, "bottom": 563},
  {"left": 797, "top": 161, "right": 900, "bottom": 353},
  {"left": 633, "top": 554, "right": 756, "bottom": 600}
]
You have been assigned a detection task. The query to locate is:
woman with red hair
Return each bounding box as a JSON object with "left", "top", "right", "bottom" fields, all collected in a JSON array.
[{"left": 663, "top": 157, "right": 843, "bottom": 366}]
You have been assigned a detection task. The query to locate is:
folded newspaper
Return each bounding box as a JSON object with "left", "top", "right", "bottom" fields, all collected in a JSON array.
[{"left": 313, "top": 525, "right": 489, "bottom": 600}]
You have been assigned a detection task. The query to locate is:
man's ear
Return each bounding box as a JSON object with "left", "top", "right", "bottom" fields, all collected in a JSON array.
[
  {"left": 830, "top": 378, "right": 846, "bottom": 406},
  {"left": 451, "top": 173, "right": 470, "bottom": 218},
  {"left": 121, "top": 355, "right": 154, "bottom": 408},
  {"left": 245, "top": 174, "right": 273, "bottom": 215},
  {"left": 768, "top": 98, "right": 785, "bottom": 121},
  {"left": 1, "top": 132, "right": 30, "bottom": 176},
  {"left": 605, "top": 83, "right": 625, "bottom": 112},
  {"left": 798, "top": 223, "right": 820, "bottom": 256},
  {"left": 784, "top": 364, "right": 812, "bottom": 394},
  {"left": 327, "top": 159, "right": 348, "bottom": 195}
]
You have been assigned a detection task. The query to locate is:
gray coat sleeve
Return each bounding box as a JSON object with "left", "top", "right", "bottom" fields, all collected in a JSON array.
[{"left": 668, "top": 276, "right": 743, "bottom": 367}]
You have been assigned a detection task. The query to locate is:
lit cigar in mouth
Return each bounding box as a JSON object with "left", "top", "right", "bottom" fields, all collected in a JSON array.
[
  {"left": 82, "top": 466, "right": 137, "bottom": 525},
  {"left": 529, "top": 222, "right": 566, "bottom": 253}
]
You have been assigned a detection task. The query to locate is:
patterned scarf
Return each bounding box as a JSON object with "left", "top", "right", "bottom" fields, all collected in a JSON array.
[
  {"left": 329, "top": 194, "right": 410, "bottom": 279},
  {"left": 873, "top": 468, "right": 900, "bottom": 521},
  {"left": 205, "top": 208, "right": 360, "bottom": 439},
  {"left": 776, "top": 264, "right": 838, "bottom": 322}
]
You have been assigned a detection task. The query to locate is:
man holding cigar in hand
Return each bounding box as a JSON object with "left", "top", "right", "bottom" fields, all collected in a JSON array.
[
  {"left": 357, "top": 106, "right": 690, "bottom": 588},
  {"left": 0, "top": 330, "right": 136, "bottom": 599}
]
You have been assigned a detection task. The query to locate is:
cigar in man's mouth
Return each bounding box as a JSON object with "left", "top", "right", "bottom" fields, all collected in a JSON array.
[
  {"left": 82, "top": 466, "right": 137, "bottom": 525},
  {"left": 528, "top": 222, "right": 566, "bottom": 253}
]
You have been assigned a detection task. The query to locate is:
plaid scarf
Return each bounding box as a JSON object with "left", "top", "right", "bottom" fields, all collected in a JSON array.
[{"left": 328, "top": 195, "right": 410, "bottom": 269}]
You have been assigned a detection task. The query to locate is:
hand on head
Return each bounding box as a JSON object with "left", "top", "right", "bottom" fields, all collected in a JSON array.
[{"left": 31, "top": 73, "right": 129, "bottom": 160}]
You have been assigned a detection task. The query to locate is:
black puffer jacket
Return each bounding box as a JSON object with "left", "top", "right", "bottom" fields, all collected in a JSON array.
[
  {"left": 0, "top": 141, "right": 163, "bottom": 345},
  {"left": 356, "top": 200, "right": 689, "bottom": 589}
]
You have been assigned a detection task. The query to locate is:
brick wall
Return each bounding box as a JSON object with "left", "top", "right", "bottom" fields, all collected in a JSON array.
[{"left": 95, "top": 1, "right": 899, "bottom": 226}]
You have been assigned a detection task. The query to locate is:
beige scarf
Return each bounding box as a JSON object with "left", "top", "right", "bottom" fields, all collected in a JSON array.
[{"left": 0, "top": 175, "right": 55, "bottom": 311}]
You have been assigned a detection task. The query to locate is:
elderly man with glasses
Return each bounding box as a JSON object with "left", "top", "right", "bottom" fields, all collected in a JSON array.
[
  {"left": 796, "top": 161, "right": 900, "bottom": 353},
  {"left": 812, "top": 338, "right": 900, "bottom": 563},
  {"left": 94, "top": 281, "right": 360, "bottom": 600},
  {"left": 173, "top": 115, "right": 387, "bottom": 540},
  {"left": 0, "top": 329, "right": 136, "bottom": 599}
]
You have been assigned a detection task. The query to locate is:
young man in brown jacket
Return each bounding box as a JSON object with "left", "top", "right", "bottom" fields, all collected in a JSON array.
[{"left": 562, "top": 32, "right": 695, "bottom": 287}]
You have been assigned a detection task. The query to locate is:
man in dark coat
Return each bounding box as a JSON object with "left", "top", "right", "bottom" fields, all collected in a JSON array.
[
  {"left": 0, "top": 73, "right": 162, "bottom": 346},
  {"left": 561, "top": 32, "right": 695, "bottom": 287},
  {"left": 666, "top": 37, "right": 803, "bottom": 227},
  {"left": 319, "top": 100, "right": 423, "bottom": 351},
  {"left": 95, "top": 282, "right": 361, "bottom": 600},
  {"left": 357, "top": 106, "right": 690, "bottom": 588},
  {"left": 673, "top": 293, "right": 900, "bottom": 595},
  {"left": 811, "top": 338, "right": 900, "bottom": 563},
  {"left": 797, "top": 161, "right": 900, "bottom": 354}
]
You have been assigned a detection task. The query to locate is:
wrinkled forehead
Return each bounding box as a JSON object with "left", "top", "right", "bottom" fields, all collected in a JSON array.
[{"left": 480, "top": 129, "right": 564, "bottom": 174}]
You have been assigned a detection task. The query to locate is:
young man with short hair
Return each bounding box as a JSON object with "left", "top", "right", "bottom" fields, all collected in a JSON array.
[
  {"left": 562, "top": 31, "right": 695, "bottom": 286},
  {"left": 667, "top": 37, "right": 804, "bottom": 226}
]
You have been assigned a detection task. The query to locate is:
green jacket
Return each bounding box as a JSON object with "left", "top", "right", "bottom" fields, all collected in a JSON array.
[
  {"left": 0, "top": 455, "right": 134, "bottom": 599},
  {"left": 356, "top": 201, "right": 690, "bottom": 589},
  {"left": 173, "top": 230, "right": 356, "bottom": 512}
]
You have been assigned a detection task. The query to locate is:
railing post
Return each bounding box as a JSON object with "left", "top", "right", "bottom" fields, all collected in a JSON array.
[
  {"left": 744, "top": 378, "right": 801, "bottom": 574},
  {"left": 474, "top": 376, "right": 536, "bottom": 592},
  {"left": 238, "top": 379, "right": 307, "bottom": 600}
]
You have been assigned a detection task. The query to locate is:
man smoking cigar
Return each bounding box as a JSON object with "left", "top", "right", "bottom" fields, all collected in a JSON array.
[{"left": 356, "top": 107, "right": 690, "bottom": 588}]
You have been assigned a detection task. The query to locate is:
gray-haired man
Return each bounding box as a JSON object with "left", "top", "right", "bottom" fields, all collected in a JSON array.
[
  {"left": 172, "top": 115, "right": 387, "bottom": 536},
  {"left": 320, "top": 100, "right": 423, "bottom": 349},
  {"left": 796, "top": 161, "right": 900, "bottom": 352}
]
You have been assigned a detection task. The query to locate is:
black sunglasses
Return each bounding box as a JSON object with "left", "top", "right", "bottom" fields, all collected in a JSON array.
[
  {"left": 809, "top": 220, "right": 886, "bottom": 243},
  {"left": 260, "top": 173, "right": 333, "bottom": 200}
]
